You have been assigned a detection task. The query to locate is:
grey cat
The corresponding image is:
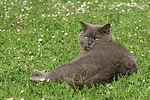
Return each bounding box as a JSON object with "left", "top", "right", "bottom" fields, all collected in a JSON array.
[{"left": 30, "top": 21, "right": 137, "bottom": 89}]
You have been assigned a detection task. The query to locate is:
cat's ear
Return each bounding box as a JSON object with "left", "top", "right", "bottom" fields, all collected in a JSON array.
[
  {"left": 101, "top": 23, "right": 111, "bottom": 34},
  {"left": 80, "top": 21, "right": 89, "bottom": 31}
]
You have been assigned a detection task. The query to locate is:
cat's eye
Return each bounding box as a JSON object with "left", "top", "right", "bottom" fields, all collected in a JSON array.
[
  {"left": 84, "top": 36, "right": 88, "bottom": 39},
  {"left": 95, "top": 38, "right": 100, "bottom": 40}
]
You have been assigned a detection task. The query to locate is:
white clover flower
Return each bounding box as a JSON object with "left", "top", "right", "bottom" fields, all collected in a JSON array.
[
  {"left": 71, "top": 12, "right": 74, "bottom": 14},
  {"left": 31, "top": 56, "right": 34, "bottom": 59},
  {"left": 53, "top": 58, "right": 56, "bottom": 61},
  {"left": 40, "top": 78, "right": 45, "bottom": 81},
  {"left": 87, "top": 2, "right": 91, "bottom": 4},
  {"left": 17, "top": 29, "right": 20, "bottom": 32},
  {"left": 14, "top": 57, "right": 17, "bottom": 59},
  {"left": 121, "top": 10, "right": 125, "bottom": 12},
  {"left": 29, "top": 51, "right": 32, "bottom": 54},
  {"left": 21, "top": 9, "right": 24, "bottom": 11},
  {"left": 83, "top": 2, "right": 86, "bottom": 6},
  {"left": 47, "top": 79, "right": 50, "bottom": 82},
  {"left": 20, "top": 98, "right": 24, "bottom": 100},
  {"left": 109, "top": 86, "right": 113, "bottom": 90},
  {"left": 21, "top": 90, "right": 24, "bottom": 93},
  {"left": 95, "top": 0, "right": 98, "bottom": 3},
  {"left": 77, "top": 1, "right": 80, "bottom": 3},
  {"left": 127, "top": 9, "right": 131, "bottom": 12},
  {"left": 148, "top": 87, "right": 150, "bottom": 91},
  {"left": 130, "top": 51, "right": 133, "bottom": 53},
  {"left": 140, "top": 40, "right": 143, "bottom": 42},
  {"left": 42, "top": 14, "right": 46, "bottom": 18},
  {"left": 42, "top": 98, "right": 44, "bottom": 100},
  {"left": 52, "top": 36, "right": 55, "bottom": 38},
  {"left": 106, "top": 91, "right": 110, "bottom": 95},
  {"left": 107, "top": 84, "right": 110, "bottom": 87},
  {"left": 7, "top": 98, "right": 14, "bottom": 100},
  {"left": 62, "top": 18, "right": 67, "bottom": 20},
  {"left": 66, "top": 13, "right": 70, "bottom": 16},
  {"left": 64, "top": 33, "right": 68, "bottom": 35},
  {"left": 39, "top": 38, "right": 42, "bottom": 42}
]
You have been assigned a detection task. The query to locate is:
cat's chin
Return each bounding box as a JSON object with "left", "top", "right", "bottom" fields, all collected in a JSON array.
[{"left": 85, "top": 47, "right": 92, "bottom": 51}]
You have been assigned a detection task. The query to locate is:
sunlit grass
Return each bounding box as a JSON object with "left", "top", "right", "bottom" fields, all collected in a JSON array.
[{"left": 0, "top": 0, "right": 150, "bottom": 100}]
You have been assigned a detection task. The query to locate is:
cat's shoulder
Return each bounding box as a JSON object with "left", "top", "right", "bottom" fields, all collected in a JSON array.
[
  {"left": 94, "top": 41, "right": 128, "bottom": 52},
  {"left": 96, "top": 41, "right": 122, "bottom": 47}
]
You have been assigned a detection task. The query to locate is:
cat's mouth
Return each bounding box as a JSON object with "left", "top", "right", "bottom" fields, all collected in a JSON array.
[{"left": 85, "top": 45, "right": 92, "bottom": 51}]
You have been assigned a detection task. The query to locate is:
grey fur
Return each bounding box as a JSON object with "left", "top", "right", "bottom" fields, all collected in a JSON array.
[{"left": 30, "top": 21, "right": 137, "bottom": 89}]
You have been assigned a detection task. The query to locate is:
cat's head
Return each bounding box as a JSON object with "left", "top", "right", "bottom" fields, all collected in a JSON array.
[{"left": 78, "top": 21, "right": 114, "bottom": 51}]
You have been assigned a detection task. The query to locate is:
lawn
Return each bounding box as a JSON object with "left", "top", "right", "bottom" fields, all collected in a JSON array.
[{"left": 0, "top": 0, "right": 150, "bottom": 99}]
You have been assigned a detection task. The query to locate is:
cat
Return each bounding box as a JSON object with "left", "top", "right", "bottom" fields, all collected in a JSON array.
[{"left": 30, "top": 21, "right": 137, "bottom": 89}]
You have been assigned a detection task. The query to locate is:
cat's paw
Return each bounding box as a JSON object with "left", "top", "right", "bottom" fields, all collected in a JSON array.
[
  {"left": 30, "top": 76, "right": 45, "bottom": 82},
  {"left": 31, "top": 69, "right": 45, "bottom": 77}
]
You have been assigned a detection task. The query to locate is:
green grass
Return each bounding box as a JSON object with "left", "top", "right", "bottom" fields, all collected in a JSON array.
[{"left": 0, "top": 0, "right": 150, "bottom": 99}]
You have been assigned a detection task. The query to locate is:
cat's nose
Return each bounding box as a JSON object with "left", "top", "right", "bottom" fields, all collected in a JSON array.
[{"left": 88, "top": 41, "right": 92, "bottom": 45}]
